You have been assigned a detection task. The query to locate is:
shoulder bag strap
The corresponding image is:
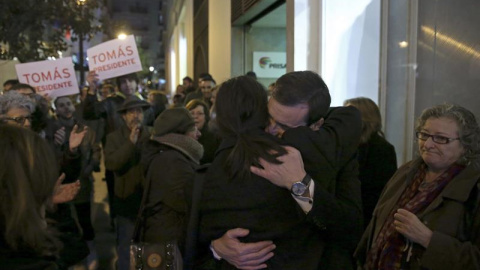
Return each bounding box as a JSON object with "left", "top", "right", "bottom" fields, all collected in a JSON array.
[{"left": 131, "top": 150, "right": 163, "bottom": 242}]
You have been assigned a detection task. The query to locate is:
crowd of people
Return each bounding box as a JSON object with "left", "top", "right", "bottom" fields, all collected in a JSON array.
[{"left": 1, "top": 68, "right": 480, "bottom": 270}]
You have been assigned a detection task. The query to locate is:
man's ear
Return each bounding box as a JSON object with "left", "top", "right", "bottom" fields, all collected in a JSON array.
[{"left": 309, "top": 118, "right": 324, "bottom": 131}]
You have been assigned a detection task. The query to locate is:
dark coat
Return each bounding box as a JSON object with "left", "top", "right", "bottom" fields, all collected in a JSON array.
[
  {"left": 45, "top": 118, "right": 101, "bottom": 203},
  {"left": 198, "top": 136, "right": 324, "bottom": 270},
  {"left": 198, "top": 125, "right": 220, "bottom": 164},
  {"left": 358, "top": 133, "right": 397, "bottom": 226},
  {"left": 104, "top": 125, "right": 150, "bottom": 220},
  {"left": 355, "top": 158, "right": 480, "bottom": 270},
  {"left": 141, "top": 140, "right": 197, "bottom": 246},
  {"left": 196, "top": 106, "right": 363, "bottom": 270},
  {"left": 83, "top": 93, "right": 125, "bottom": 140},
  {"left": 0, "top": 238, "right": 58, "bottom": 270}
]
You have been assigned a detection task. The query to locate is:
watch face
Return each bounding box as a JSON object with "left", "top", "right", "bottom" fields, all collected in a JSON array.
[{"left": 291, "top": 182, "right": 307, "bottom": 196}]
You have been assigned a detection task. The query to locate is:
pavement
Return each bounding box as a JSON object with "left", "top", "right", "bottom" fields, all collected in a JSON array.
[{"left": 72, "top": 164, "right": 117, "bottom": 270}]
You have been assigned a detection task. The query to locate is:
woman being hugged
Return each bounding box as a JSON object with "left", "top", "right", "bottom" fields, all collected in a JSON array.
[{"left": 356, "top": 103, "right": 480, "bottom": 270}]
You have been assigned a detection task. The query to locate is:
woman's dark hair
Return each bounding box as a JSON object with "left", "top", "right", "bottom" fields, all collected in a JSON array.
[
  {"left": 344, "top": 97, "right": 383, "bottom": 144},
  {"left": 185, "top": 99, "right": 210, "bottom": 124},
  {"left": 215, "top": 76, "right": 287, "bottom": 180},
  {"left": 0, "top": 125, "right": 60, "bottom": 256}
]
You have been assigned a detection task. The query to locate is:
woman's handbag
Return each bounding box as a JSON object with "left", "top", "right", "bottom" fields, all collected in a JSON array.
[{"left": 130, "top": 240, "right": 178, "bottom": 270}]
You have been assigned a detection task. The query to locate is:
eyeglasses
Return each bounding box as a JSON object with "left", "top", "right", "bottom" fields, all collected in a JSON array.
[
  {"left": 415, "top": 131, "right": 460, "bottom": 144},
  {"left": 1, "top": 116, "right": 32, "bottom": 125}
]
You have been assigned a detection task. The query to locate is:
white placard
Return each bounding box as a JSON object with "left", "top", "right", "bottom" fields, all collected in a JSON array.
[
  {"left": 15, "top": 57, "right": 79, "bottom": 98},
  {"left": 252, "top": 52, "right": 286, "bottom": 78},
  {"left": 87, "top": 35, "right": 142, "bottom": 80}
]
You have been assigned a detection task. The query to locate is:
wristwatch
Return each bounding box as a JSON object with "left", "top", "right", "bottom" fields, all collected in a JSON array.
[{"left": 290, "top": 174, "right": 311, "bottom": 196}]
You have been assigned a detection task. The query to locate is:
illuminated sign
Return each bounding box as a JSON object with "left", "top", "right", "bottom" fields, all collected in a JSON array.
[{"left": 253, "top": 52, "right": 286, "bottom": 78}]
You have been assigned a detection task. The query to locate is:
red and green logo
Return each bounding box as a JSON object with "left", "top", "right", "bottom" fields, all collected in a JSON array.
[{"left": 259, "top": 57, "right": 271, "bottom": 68}]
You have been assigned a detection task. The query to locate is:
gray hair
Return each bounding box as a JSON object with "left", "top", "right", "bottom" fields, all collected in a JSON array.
[
  {"left": 0, "top": 91, "right": 35, "bottom": 115},
  {"left": 415, "top": 103, "right": 480, "bottom": 164}
]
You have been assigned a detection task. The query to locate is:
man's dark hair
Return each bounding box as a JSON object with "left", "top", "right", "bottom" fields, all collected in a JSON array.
[
  {"left": 273, "top": 71, "right": 331, "bottom": 125},
  {"left": 202, "top": 77, "right": 216, "bottom": 85},
  {"left": 246, "top": 71, "right": 257, "bottom": 80},
  {"left": 199, "top": 73, "right": 212, "bottom": 80},
  {"left": 116, "top": 73, "right": 139, "bottom": 88},
  {"left": 53, "top": 95, "right": 74, "bottom": 108},
  {"left": 183, "top": 76, "right": 193, "bottom": 83},
  {"left": 3, "top": 79, "right": 19, "bottom": 87},
  {"left": 11, "top": 83, "right": 36, "bottom": 93}
]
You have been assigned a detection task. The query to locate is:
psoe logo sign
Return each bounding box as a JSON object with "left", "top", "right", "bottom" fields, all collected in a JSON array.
[
  {"left": 259, "top": 57, "right": 271, "bottom": 68},
  {"left": 253, "top": 52, "right": 286, "bottom": 78},
  {"left": 259, "top": 56, "right": 286, "bottom": 69}
]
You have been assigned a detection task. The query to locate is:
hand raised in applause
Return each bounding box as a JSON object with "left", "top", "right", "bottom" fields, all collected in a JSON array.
[
  {"left": 52, "top": 173, "right": 81, "bottom": 204},
  {"left": 54, "top": 127, "right": 66, "bottom": 146},
  {"left": 69, "top": 124, "right": 88, "bottom": 153},
  {"left": 129, "top": 124, "right": 141, "bottom": 144}
]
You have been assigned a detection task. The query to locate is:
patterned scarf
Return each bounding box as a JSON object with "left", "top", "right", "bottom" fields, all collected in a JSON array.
[{"left": 365, "top": 162, "right": 465, "bottom": 269}]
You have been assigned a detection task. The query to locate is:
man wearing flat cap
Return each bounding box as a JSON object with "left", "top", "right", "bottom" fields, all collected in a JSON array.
[{"left": 104, "top": 96, "right": 151, "bottom": 270}]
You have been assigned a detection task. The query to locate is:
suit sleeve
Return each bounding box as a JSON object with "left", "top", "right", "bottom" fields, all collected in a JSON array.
[{"left": 283, "top": 106, "right": 363, "bottom": 251}]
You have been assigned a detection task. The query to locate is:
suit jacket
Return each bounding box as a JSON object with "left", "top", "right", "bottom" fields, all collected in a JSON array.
[
  {"left": 355, "top": 158, "right": 480, "bottom": 270},
  {"left": 281, "top": 106, "right": 363, "bottom": 269}
]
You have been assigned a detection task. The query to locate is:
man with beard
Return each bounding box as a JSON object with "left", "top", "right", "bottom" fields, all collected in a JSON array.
[
  {"left": 47, "top": 95, "right": 101, "bottom": 269},
  {"left": 84, "top": 71, "right": 145, "bottom": 230},
  {"left": 104, "top": 96, "right": 151, "bottom": 270}
]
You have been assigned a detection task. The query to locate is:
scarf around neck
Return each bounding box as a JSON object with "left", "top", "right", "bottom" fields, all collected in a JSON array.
[{"left": 365, "top": 162, "right": 465, "bottom": 269}]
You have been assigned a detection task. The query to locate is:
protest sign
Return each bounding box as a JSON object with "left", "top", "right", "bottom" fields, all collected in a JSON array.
[
  {"left": 87, "top": 35, "right": 142, "bottom": 80},
  {"left": 15, "top": 57, "right": 79, "bottom": 98}
]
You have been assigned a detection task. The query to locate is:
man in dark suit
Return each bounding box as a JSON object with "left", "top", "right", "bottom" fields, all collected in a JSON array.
[{"left": 207, "top": 71, "right": 363, "bottom": 270}]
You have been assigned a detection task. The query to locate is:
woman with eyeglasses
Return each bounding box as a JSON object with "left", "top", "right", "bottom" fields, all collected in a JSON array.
[
  {"left": 0, "top": 90, "right": 34, "bottom": 129},
  {"left": 355, "top": 104, "right": 480, "bottom": 269},
  {"left": 185, "top": 99, "right": 220, "bottom": 164}
]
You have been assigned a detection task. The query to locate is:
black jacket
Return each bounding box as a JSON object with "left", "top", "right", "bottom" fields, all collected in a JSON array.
[
  {"left": 357, "top": 133, "right": 397, "bottom": 226},
  {"left": 140, "top": 140, "right": 198, "bottom": 247}
]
